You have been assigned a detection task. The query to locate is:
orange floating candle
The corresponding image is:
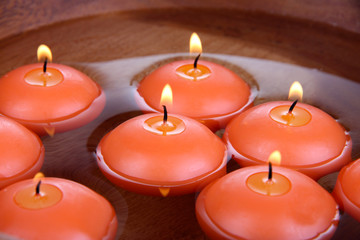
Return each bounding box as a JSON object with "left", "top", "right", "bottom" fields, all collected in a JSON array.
[
  {"left": 223, "top": 82, "right": 352, "bottom": 180},
  {"left": 136, "top": 33, "right": 253, "bottom": 131},
  {"left": 0, "top": 173, "right": 118, "bottom": 239},
  {"left": 0, "top": 44, "right": 105, "bottom": 136},
  {"left": 0, "top": 116, "right": 44, "bottom": 189},
  {"left": 196, "top": 152, "right": 339, "bottom": 240},
  {"left": 333, "top": 159, "right": 360, "bottom": 222},
  {"left": 97, "top": 85, "right": 227, "bottom": 196}
]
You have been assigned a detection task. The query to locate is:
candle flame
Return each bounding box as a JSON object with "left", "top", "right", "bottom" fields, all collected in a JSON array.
[
  {"left": 160, "top": 84, "right": 173, "bottom": 107},
  {"left": 268, "top": 150, "right": 281, "bottom": 165},
  {"left": 33, "top": 172, "right": 45, "bottom": 182},
  {"left": 37, "top": 44, "right": 52, "bottom": 62},
  {"left": 288, "top": 81, "right": 303, "bottom": 101},
  {"left": 189, "top": 32, "right": 202, "bottom": 54}
]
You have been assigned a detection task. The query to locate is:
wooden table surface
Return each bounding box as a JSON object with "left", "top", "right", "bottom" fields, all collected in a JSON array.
[{"left": 0, "top": 1, "right": 360, "bottom": 239}]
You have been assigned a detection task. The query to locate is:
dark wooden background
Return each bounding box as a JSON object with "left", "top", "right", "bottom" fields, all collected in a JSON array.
[{"left": 0, "top": 1, "right": 359, "bottom": 239}]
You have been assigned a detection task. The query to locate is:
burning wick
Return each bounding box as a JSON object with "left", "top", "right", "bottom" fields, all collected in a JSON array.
[
  {"left": 43, "top": 58, "right": 48, "bottom": 73},
  {"left": 194, "top": 54, "right": 201, "bottom": 69},
  {"left": 162, "top": 105, "right": 168, "bottom": 124},
  {"left": 288, "top": 99, "right": 298, "bottom": 114},
  {"left": 268, "top": 162, "right": 273, "bottom": 181},
  {"left": 35, "top": 180, "right": 42, "bottom": 195}
]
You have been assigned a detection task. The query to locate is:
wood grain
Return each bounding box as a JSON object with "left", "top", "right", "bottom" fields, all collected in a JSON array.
[
  {"left": 0, "top": 2, "right": 360, "bottom": 240},
  {"left": 0, "top": 9, "right": 360, "bottom": 83},
  {"left": 1, "top": 0, "right": 359, "bottom": 40}
]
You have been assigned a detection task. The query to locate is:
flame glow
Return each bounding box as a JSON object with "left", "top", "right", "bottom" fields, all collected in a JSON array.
[
  {"left": 160, "top": 84, "right": 173, "bottom": 107},
  {"left": 33, "top": 172, "right": 45, "bottom": 182},
  {"left": 37, "top": 44, "right": 52, "bottom": 62},
  {"left": 189, "top": 32, "right": 202, "bottom": 54},
  {"left": 288, "top": 81, "right": 303, "bottom": 101},
  {"left": 268, "top": 151, "right": 281, "bottom": 165}
]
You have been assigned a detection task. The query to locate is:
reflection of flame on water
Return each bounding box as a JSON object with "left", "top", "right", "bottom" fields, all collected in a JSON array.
[
  {"left": 44, "top": 124, "right": 55, "bottom": 137},
  {"left": 268, "top": 150, "right": 281, "bottom": 165},
  {"left": 288, "top": 81, "right": 303, "bottom": 101},
  {"left": 37, "top": 44, "right": 52, "bottom": 62},
  {"left": 159, "top": 187, "right": 170, "bottom": 197}
]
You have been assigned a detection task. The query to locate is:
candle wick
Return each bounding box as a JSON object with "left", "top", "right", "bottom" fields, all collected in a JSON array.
[
  {"left": 35, "top": 180, "right": 42, "bottom": 195},
  {"left": 43, "top": 58, "right": 48, "bottom": 73},
  {"left": 268, "top": 162, "right": 273, "bottom": 180},
  {"left": 288, "top": 99, "right": 298, "bottom": 114},
  {"left": 194, "top": 53, "right": 201, "bottom": 69},
  {"left": 162, "top": 105, "right": 168, "bottom": 124}
]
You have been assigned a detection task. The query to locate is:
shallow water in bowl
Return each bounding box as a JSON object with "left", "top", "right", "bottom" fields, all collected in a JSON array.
[
  {"left": 39, "top": 53, "right": 360, "bottom": 239},
  {"left": 74, "top": 53, "right": 360, "bottom": 158}
]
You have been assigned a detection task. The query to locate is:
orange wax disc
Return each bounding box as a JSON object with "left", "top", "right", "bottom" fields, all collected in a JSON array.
[
  {"left": 0, "top": 63, "right": 105, "bottom": 135},
  {"left": 0, "top": 178, "right": 117, "bottom": 240},
  {"left": 0, "top": 116, "right": 44, "bottom": 189},
  {"left": 136, "top": 60, "right": 254, "bottom": 131},
  {"left": 196, "top": 165, "right": 339, "bottom": 240},
  {"left": 96, "top": 113, "right": 227, "bottom": 196},
  {"left": 333, "top": 159, "right": 360, "bottom": 221},
  {"left": 223, "top": 101, "right": 352, "bottom": 180}
]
